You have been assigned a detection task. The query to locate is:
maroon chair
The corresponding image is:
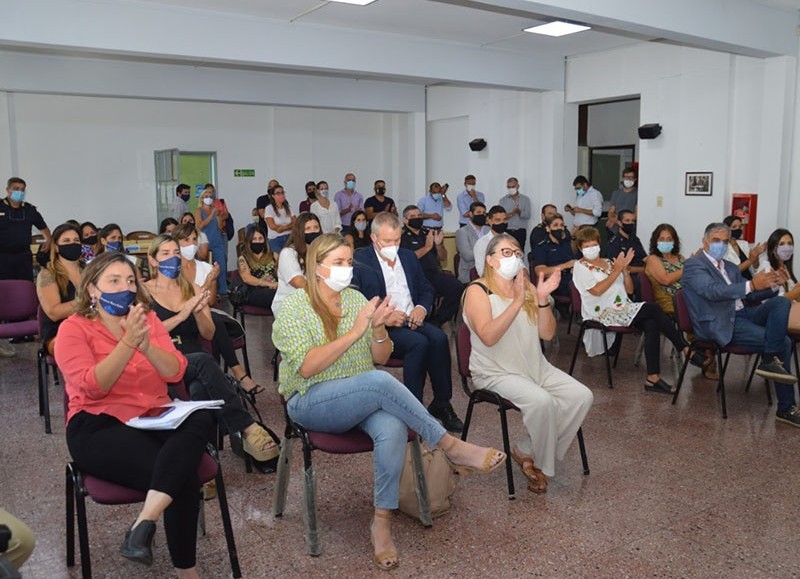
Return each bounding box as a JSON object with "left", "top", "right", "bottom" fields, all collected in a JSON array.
[
  {"left": 671, "top": 290, "right": 769, "bottom": 419},
  {"left": 639, "top": 272, "right": 656, "bottom": 304},
  {"left": 272, "top": 398, "right": 432, "bottom": 556},
  {"left": 456, "top": 323, "right": 588, "bottom": 499},
  {"left": 469, "top": 267, "right": 479, "bottom": 281},
  {"left": 453, "top": 253, "right": 460, "bottom": 278},
  {"left": 0, "top": 280, "right": 39, "bottom": 340},
  {"left": 567, "top": 281, "right": 641, "bottom": 389},
  {"left": 530, "top": 266, "right": 573, "bottom": 334},
  {"left": 64, "top": 381, "right": 242, "bottom": 578},
  {"left": 36, "top": 306, "right": 57, "bottom": 434}
]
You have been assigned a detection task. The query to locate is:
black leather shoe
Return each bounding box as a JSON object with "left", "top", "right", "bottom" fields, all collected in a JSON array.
[
  {"left": 428, "top": 403, "right": 464, "bottom": 433},
  {"left": 120, "top": 520, "right": 156, "bottom": 566}
]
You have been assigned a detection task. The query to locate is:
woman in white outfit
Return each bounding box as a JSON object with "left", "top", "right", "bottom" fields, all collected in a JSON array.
[{"left": 462, "top": 233, "right": 593, "bottom": 493}]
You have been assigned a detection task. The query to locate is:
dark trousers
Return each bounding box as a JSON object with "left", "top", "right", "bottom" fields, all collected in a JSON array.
[
  {"left": 0, "top": 251, "right": 33, "bottom": 281},
  {"left": 387, "top": 323, "right": 452, "bottom": 408},
  {"left": 66, "top": 410, "right": 213, "bottom": 569},
  {"left": 211, "top": 312, "right": 241, "bottom": 371},
  {"left": 184, "top": 352, "right": 254, "bottom": 435},
  {"left": 630, "top": 302, "right": 686, "bottom": 375},
  {"left": 508, "top": 228, "right": 527, "bottom": 254},
  {"left": 729, "top": 296, "right": 795, "bottom": 410},
  {"left": 246, "top": 286, "right": 276, "bottom": 310},
  {"left": 425, "top": 269, "right": 464, "bottom": 325}
]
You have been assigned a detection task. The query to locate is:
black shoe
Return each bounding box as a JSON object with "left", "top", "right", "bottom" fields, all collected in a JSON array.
[
  {"left": 755, "top": 356, "right": 798, "bottom": 385},
  {"left": 776, "top": 405, "right": 800, "bottom": 428},
  {"left": 644, "top": 378, "right": 676, "bottom": 395},
  {"left": 428, "top": 403, "right": 464, "bottom": 433},
  {"left": 120, "top": 520, "right": 156, "bottom": 566},
  {"left": 9, "top": 335, "right": 35, "bottom": 344}
]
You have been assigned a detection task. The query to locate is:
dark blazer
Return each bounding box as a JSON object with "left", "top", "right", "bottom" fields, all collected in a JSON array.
[
  {"left": 353, "top": 246, "right": 435, "bottom": 314},
  {"left": 682, "top": 252, "right": 776, "bottom": 345}
]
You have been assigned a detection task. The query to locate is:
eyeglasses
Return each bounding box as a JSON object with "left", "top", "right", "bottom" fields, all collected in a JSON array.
[{"left": 493, "top": 248, "right": 523, "bottom": 258}]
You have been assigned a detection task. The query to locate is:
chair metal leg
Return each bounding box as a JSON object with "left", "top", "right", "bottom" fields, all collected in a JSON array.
[
  {"left": 566, "top": 306, "right": 573, "bottom": 334},
  {"left": 568, "top": 325, "right": 586, "bottom": 375},
  {"left": 498, "top": 405, "right": 515, "bottom": 500},
  {"left": 240, "top": 338, "right": 252, "bottom": 377},
  {"left": 300, "top": 437, "right": 321, "bottom": 556},
  {"left": 633, "top": 333, "right": 645, "bottom": 368},
  {"left": 37, "top": 349, "right": 45, "bottom": 416},
  {"left": 764, "top": 379, "right": 772, "bottom": 406},
  {"left": 612, "top": 334, "right": 623, "bottom": 369},
  {"left": 460, "top": 396, "right": 476, "bottom": 441},
  {"left": 213, "top": 462, "right": 242, "bottom": 578},
  {"left": 601, "top": 328, "right": 613, "bottom": 389},
  {"left": 744, "top": 354, "right": 759, "bottom": 392},
  {"left": 73, "top": 473, "right": 92, "bottom": 578},
  {"left": 198, "top": 492, "right": 206, "bottom": 537},
  {"left": 66, "top": 465, "right": 76, "bottom": 568},
  {"left": 717, "top": 351, "right": 728, "bottom": 419},
  {"left": 272, "top": 436, "right": 295, "bottom": 517},
  {"left": 272, "top": 350, "right": 280, "bottom": 382},
  {"left": 671, "top": 347, "right": 693, "bottom": 406},
  {"left": 409, "top": 437, "right": 433, "bottom": 526},
  {"left": 238, "top": 309, "right": 246, "bottom": 331},
  {"left": 576, "top": 428, "right": 589, "bottom": 475},
  {"left": 42, "top": 365, "right": 52, "bottom": 435}
]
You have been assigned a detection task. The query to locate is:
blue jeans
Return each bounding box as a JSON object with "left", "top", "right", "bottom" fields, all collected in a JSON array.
[
  {"left": 287, "top": 370, "right": 447, "bottom": 509},
  {"left": 729, "top": 296, "right": 795, "bottom": 411},
  {"left": 268, "top": 235, "right": 289, "bottom": 255}
]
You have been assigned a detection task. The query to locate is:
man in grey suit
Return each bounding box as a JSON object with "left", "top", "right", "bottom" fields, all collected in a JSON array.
[
  {"left": 682, "top": 222, "right": 799, "bottom": 427},
  {"left": 455, "top": 201, "right": 488, "bottom": 283}
]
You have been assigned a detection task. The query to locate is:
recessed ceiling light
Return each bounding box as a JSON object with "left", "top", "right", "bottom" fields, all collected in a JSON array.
[
  {"left": 328, "top": 0, "right": 378, "bottom": 5},
  {"left": 524, "top": 21, "right": 591, "bottom": 37}
]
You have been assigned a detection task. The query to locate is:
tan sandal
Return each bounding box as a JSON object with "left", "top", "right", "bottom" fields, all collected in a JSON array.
[
  {"left": 370, "top": 512, "right": 398, "bottom": 571},
  {"left": 510, "top": 447, "right": 548, "bottom": 493},
  {"left": 441, "top": 437, "right": 507, "bottom": 476},
  {"left": 242, "top": 425, "right": 280, "bottom": 462}
]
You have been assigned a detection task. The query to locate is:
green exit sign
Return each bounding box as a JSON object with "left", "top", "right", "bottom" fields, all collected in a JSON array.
[{"left": 234, "top": 169, "right": 255, "bottom": 177}]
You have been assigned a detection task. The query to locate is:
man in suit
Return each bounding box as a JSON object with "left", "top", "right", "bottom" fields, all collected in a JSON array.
[
  {"left": 353, "top": 213, "right": 464, "bottom": 432},
  {"left": 682, "top": 222, "right": 799, "bottom": 427},
  {"left": 455, "top": 201, "right": 488, "bottom": 283}
]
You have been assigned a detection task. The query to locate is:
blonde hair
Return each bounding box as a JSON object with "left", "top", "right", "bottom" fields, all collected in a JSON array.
[
  {"left": 75, "top": 252, "right": 150, "bottom": 319},
  {"left": 147, "top": 234, "right": 195, "bottom": 301},
  {"left": 304, "top": 233, "right": 350, "bottom": 343},
  {"left": 483, "top": 233, "right": 539, "bottom": 324}
]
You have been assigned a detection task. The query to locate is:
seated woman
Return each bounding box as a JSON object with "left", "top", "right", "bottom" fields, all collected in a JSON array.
[
  {"left": 344, "top": 210, "right": 371, "bottom": 250},
  {"left": 54, "top": 251, "right": 212, "bottom": 576},
  {"left": 757, "top": 228, "right": 800, "bottom": 332},
  {"left": 98, "top": 222, "right": 139, "bottom": 265},
  {"left": 237, "top": 227, "right": 278, "bottom": 311},
  {"left": 263, "top": 185, "right": 296, "bottom": 256},
  {"left": 159, "top": 217, "right": 179, "bottom": 235},
  {"left": 80, "top": 221, "right": 100, "bottom": 264},
  {"left": 532, "top": 212, "right": 575, "bottom": 309},
  {"left": 573, "top": 227, "right": 706, "bottom": 394},
  {"left": 37, "top": 223, "right": 83, "bottom": 355},
  {"left": 144, "top": 235, "right": 279, "bottom": 464},
  {"left": 463, "top": 233, "right": 593, "bottom": 493},
  {"left": 722, "top": 214, "right": 765, "bottom": 281},
  {"left": 272, "top": 213, "right": 321, "bottom": 315},
  {"left": 180, "top": 212, "right": 210, "bottom": 262},
  {"left": 273, "top": 233, "right": 506, "bottom": 571}
]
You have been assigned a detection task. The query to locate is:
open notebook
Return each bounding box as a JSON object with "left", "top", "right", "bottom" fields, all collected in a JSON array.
[{"left": 126, "top": 399, "right": 224, "bottom": 430}]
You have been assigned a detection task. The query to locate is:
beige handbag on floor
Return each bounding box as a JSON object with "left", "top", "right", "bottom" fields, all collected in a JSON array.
[{"left": 397, "top": 442, "right": 457, "bottom": 520}]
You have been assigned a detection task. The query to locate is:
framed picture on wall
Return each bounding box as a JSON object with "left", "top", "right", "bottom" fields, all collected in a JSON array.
[{"left": 685, "top": 172, "right": 713, "bottom": 196}]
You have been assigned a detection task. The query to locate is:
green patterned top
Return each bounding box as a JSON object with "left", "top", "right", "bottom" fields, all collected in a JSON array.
[{"left": 272, "top": 287, "right": 374, "bottom": 398}]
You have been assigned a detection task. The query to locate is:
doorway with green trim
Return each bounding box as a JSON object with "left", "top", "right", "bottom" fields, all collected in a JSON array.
[{"left": 180, "top": 152, "right": 217, "bottom": 213}]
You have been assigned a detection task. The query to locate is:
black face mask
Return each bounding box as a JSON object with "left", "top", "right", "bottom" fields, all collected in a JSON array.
[
  {"left": 180, "top": 193, "right": 191, "bottom": 202},
  {"left": 408, "top": 217, "right": 424, "bottom": 230},
  {"left": 249, "top": 242, "right": 266, "bottom": 254},
  {"left": 491, "top": 223, "right": 508, "bottom": 234},
  {"left": 549, "top": 229, "right": 565, "bottom": 241},
  {"left": 82, "top": 235, "right": 98, "bottom": 246},
  {"left": 375, "top": 187, "right": 386, "bottom": 196},
  {"left": 621, "top": 223, "right": 636, "bottom": 236},
  {"left": 731, "top": 229, "right": 743, "bottom": 240},
  {"left": 304, "top": 232, "right": 321, "bottom": 246},
  {"left": 471, "top": 214, "right": 487, "bottom": 227},
  {"left": 58, "top": 243, "right": 82, "bottom": 262},
  {"left": 306, "top": 190, "right": 316, "bottom": 199}
]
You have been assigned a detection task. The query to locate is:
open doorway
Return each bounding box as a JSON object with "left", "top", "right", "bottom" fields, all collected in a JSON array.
[{"left": 155, "top": 150, "right": 217, "bottom": 224}]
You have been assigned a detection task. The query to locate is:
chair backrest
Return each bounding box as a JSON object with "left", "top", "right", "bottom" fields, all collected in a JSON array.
[
  {"left": 455, "top": 323, "right": 472, "bottom": 384},
  {"left": 0, "top": 280, "right": 38, "bottom": 322},
  {"left": 569, "top": 281, "right": 583, "bottom": 315},
  {"left": 125, "top": 231, "right": 156, "bottom": 241},
  {"left": 469, "top": 267, "right": 478, "bottom": 281},
  {"left": 639, "top": 272, "right": 655, "bottom": 303},
  {"left": 673, "top": 290, "right": 694, "bottom": 334}
]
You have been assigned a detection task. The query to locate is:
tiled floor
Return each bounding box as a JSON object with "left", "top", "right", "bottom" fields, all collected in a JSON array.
[{"left": 3, "top": 312, "right": 799, "bottom": 578}]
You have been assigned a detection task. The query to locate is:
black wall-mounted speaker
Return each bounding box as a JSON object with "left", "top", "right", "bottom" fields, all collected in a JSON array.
[
  {"left": 469, "top": 138, "right": 487, "bottom": 151},
  {"left": 638, "top": 124, "right": 662, "bottom": 140}
]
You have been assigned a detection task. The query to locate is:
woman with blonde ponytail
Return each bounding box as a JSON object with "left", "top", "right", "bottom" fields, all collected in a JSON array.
[{"left": 462, "top": 233, "right": 593, "bottom": 493}]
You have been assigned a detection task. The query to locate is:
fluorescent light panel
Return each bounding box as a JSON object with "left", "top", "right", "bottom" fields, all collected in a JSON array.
[
  {"left": 524, "top": 21, "right": 590, "bottom": 37},
  {"left": 328, "top": 0, "right": 378, "bottom": 5}
]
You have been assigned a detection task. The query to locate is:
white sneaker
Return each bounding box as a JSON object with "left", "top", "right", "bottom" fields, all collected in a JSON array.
[{"left": 0, "top": 342, "right": 16, "bottom": 358}]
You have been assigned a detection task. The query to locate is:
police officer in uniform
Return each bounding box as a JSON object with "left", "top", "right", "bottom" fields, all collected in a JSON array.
[
  {"left": 0, "top": 177, "right": 50, "bottom": 282},
  {"left": 605, "top": 209, "right": 647, "bottom": 299},
  {"left": 400, "top": 205, "right": 464, "bottom": 327},
  {"left": 532, "top": 212, "right": 575, "bottom": 315}
]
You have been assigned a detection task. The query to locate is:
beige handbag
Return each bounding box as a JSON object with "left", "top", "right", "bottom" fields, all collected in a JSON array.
[{"left": 397, "top": 442, "right": 457, "bottom": 520}]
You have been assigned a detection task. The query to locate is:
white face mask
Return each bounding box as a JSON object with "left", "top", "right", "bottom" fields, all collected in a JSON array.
[
  {"left": 318, "top": 188, "right": 329, "bottom": 199},
  {"left": 623, "top": 179, "right": 635, "bottom": 188},
  {"left": 180, "top": 244, "right": 198, "bottom": 260},
  {"left": 495, "top": 256, "right": 523, "bottom": 280},
  {"left": 466, "top": 184, "right": 476, "bottom": 192},
  {"left": 202, "top": 197, "right": 213, "bottom": 206},
  {"left": 378, "top": 243, "right": 399, "bottom": 262},
  {"left": 507, "top": 187, "right": 518, "bottom": 195},
  {"left": 318, "top": 264, "right": 353, "bottom": 292},
  {"left": 582, "top": 245, "right": 601, "bottom": 260}
]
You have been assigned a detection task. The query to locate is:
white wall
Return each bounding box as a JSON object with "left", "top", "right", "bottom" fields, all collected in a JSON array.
[
  {"left": 587, "top": 99, "right": 641, "bottom": 156},
  {"left": 566, "top": 43, "right": 797, "bottom": 250},
  {"left": 0, "top": 92, "right": 421, "bottom": 265}
]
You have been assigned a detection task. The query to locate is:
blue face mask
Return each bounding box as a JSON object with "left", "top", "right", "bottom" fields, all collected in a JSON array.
[
  {"left": 98, "top": 290, "right": 136, "bottom": 316},
  {"left": 656, "top": 241, "right": 674, "bottom": 254},
  {"left": 106, "top": 241, "right": 123, "bottom": 252},
  {"left": 432, "top": 193, "right": 442, "bottom": 201},
  {"left": 346, "top": 180, "right": 356, "bottom": 190},
  {"left": 157, "top": 255, "right": 181, "bottom": 279},
  {"left": 575, "top": 188, "right": 585, "bottom": 196},
  {"left": 708, "top": 241, "right": 727, "bottom": 261},
  {"left": 10, "top": 190, "right": 24, "bottom": 203}
]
